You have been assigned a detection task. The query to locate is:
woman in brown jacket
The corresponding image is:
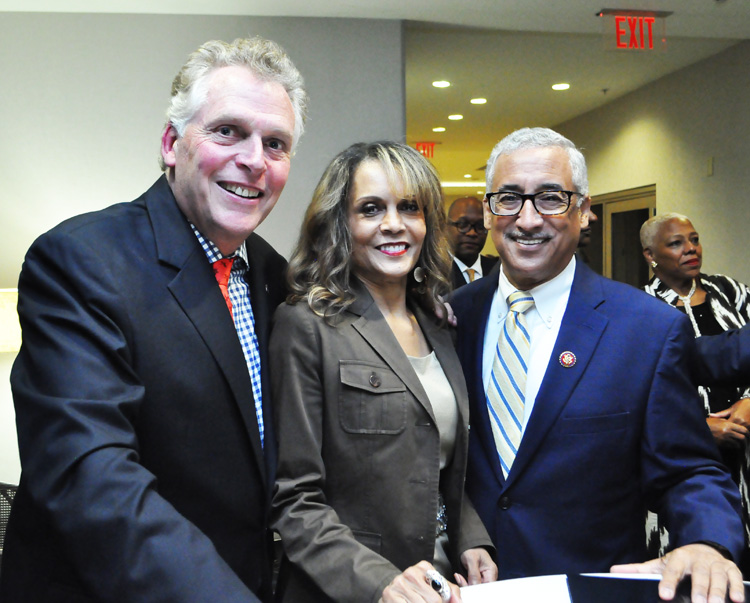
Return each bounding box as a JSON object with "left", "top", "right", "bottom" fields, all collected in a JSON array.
[{"left": 270, "top": 141, "right": 496, "bottom": 603}]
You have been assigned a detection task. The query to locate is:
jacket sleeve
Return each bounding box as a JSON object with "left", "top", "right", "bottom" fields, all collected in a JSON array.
[
  {"left": 642, "top": 314, "right": 745, "bottom": 560},
  {"left": 692, "top": 325, "right": 750, "bottom": 389},
  {"left": 11, "top": 229, "right": 259, "bottom": 602},
  {"left": 270, "top": 304, "right": 401, "bottom": 603}
]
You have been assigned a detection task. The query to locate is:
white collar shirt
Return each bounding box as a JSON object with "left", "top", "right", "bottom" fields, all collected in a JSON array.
[
  {"left": 482, "top": 256, "right": 576, "bottom": 435},
  {"left": 453, "top": 255, "right": 484, "bottom": 283}
]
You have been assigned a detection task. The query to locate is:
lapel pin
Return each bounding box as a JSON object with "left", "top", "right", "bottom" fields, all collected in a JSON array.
[{"left": 559, "top": 351, "right": 576, "bottom": 368}]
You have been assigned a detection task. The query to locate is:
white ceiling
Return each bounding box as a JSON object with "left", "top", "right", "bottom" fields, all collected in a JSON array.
[{"left": 3, "top": 0, "right": 747, "bottom": 190}]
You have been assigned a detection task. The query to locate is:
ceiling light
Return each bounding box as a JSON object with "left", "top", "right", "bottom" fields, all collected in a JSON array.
[
  {"left": 552, "top": 83, "right": 570, "bottom": 91},
  {"left": 464, "top": 174, "right": 472, "bottom": 179},
  {"left": 470, "top": 98, "right": 487, "bottom": 105},
  {"left": 432, "top": 127, "right": 446, "bottom": 132},
  {"left": 432, "top": 80, "right": 450, "bottom": 88},
  {"left": 448, "top": 114, "right": 463, "bottom": 121}
]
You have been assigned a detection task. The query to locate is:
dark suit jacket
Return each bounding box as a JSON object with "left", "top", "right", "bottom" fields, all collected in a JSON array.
[
  {"left": 694, "top": 324, "right": 750, "bottom": 388},
  {"left": 1, "top": 176, "right": 286, "bottom": 602},
  {"left": 450, "top": 255, "right": 499, "bottom": 291},
  {"left": 269, "top": 286, "right": 492, "bottom": 603},
  {"left": 451, "top": 260, "right": 744, "bottom": 579}
]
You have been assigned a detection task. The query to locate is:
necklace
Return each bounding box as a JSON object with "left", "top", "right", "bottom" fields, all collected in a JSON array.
[{"left": 676, "top": 278, "right": 700, "bottom": 336}]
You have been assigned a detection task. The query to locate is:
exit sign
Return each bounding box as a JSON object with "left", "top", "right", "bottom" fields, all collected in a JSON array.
[{"left": 598, "top": 9, "right": 671, "bottom": 51}]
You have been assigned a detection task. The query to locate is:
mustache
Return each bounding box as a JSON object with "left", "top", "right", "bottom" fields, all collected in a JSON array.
[{"left": 505, "top": 231, "right": 552, "bottom": 242}]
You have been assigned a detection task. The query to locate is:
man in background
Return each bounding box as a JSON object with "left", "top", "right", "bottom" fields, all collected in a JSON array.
[
  {"left": 447, "top": 196, "right": 499, "bottom": 289},
  {"left": 1, "top": 36, "right": 306, "bottom": 602}
]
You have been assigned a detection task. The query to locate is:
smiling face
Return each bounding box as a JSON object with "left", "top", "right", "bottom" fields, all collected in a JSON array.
[
  {"left": 645, "top": 217, "right": 702, "bottom": 285},
  {"left": 161, "top": 65, "right": 295, "bottom": 255},
  {"left": 348, "top": 160, "right": 426, "bottom": 292},
  {"left": 485, "top": 146, "right": 590, "bottom": 290}
]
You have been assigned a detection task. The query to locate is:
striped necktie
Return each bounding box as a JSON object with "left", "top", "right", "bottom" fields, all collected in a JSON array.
[{"left": 487, "top": 290, "right": 534, "bottom": 478}]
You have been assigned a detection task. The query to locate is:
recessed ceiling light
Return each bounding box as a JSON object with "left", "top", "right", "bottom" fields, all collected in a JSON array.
[
  {"left": 552, "top": 83, "right": 570, "bottom": 91},
  {"left": 432, "top": 127, "right": 446, "bottom": 132},
  {"left": 448, "top": 114, "right": 463, "bottom": 121},
  {"left": 464, "top": 174, "right": 472, "bottom": 179},
  {"left": 432, "top": 80, "right": 451, "bottom": 88},
  {"left": 470, "top": 98, "right": 487, "bottom": 105}
]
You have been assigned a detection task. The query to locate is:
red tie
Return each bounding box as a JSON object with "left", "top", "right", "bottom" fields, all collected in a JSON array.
[{"left": 212, "top": 258, "right": 235, "bottom": 318}]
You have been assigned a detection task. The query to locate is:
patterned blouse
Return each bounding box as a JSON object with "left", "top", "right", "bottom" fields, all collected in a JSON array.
[
  {"left": 643, "top": 273, "right": 750, "bottom": 412},
  {"left": 644, "top": 273, "right": 750, "bottom": 552}
]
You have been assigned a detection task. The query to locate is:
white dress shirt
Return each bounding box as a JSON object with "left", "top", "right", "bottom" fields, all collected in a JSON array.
[
  {"left": 453, "top": 255, "right": 484, "bottom": 284},
  {"left": 482, "top": 257, "right": 576, "bottom": 435}
]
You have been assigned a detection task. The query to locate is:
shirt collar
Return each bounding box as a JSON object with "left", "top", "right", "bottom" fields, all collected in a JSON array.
[
  {"left": 189, "top": 223, "right": 248, "bottom": 267},
  {"left": 497, "top": 256, "right": 576, "bottom": 327},
  {"left": 453, "top": 254, "right": 483, "bottom": 276}
]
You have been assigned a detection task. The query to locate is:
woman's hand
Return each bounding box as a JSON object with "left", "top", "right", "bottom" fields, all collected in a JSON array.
[
  {"left": 380, "top": 561, "right": 461, "bottom": 602},
  {"left": 727, "top": 397, "right": 750, "bottom": 429},
  {"left": 707, "top": 412, "right": 748, "bottom": 448},
  {"left": 456, "top": 548, "right": 497, "bottom": 586}
]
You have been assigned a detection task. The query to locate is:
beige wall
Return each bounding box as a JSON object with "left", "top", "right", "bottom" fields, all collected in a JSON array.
[
  {"left": 557, "top": 40, "right": 750, "bottom": 284},
  {"left": 0, "top": 12, "right": 406, "bottom": 484}
]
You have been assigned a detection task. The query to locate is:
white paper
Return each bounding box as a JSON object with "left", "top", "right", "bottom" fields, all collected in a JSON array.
[{"left": 460, "top": 574, "right": 571, "bottom": 603}]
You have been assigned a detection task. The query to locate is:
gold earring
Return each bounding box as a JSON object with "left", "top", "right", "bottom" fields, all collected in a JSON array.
[{"left": 650, "top": 261, "right": 658, "bottom": 269}]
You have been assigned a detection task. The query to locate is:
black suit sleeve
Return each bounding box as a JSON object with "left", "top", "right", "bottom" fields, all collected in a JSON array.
[{"left": 10, "top": 228, "right": 259, "bottom": 602}]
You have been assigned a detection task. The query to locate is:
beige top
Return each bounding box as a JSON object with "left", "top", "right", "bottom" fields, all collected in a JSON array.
[{"left": 408, "top": 351, "right": 458, "bottom": 470}]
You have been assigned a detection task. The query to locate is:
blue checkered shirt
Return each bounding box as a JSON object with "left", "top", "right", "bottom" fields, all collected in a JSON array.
[{"left": 191, "top": 225, "right": 264, "bottom": 447}]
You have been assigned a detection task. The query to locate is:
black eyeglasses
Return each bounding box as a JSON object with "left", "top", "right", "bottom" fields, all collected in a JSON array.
[
  {"left": 485, "top": 190, "right": 580, "bottom": 216},
  {"left": 449, "top": 220, "right": 487, "bottom": 234}
]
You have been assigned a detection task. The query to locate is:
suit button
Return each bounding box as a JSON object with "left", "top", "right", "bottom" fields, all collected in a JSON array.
[
  {"left": 369, "top": 373, "right": 381, "bottom": 388},
  {"left": 499, "top": 496, "right": 511, "bottom": 510}
]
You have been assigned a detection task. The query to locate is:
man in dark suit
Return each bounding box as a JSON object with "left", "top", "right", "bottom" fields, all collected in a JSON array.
[
  {"left": 447, "top": 196, "right": 498, "bottom": 289},
  {"left": 451, "top": 127, "right": 746, "bottom": 603},
  {"left": 0, "top": 37, "right": 306, "bottom": 602}
]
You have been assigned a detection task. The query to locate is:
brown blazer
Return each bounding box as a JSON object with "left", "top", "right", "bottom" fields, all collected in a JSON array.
[{"left": 269, "top": 285, "right": 493, "bottom": 603}]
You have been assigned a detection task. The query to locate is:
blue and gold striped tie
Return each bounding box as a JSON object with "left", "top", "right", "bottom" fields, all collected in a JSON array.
[{"left": 487, "top": 290, "right": 534, "bottom": 478}]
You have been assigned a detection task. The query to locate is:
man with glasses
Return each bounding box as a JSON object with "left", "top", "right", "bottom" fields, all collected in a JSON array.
[
  {"left": 447, "top": 196, "right": 498, "bottom": 289},
  {"left": 450, "top": 127, "right": 745, "bottom": 603}
]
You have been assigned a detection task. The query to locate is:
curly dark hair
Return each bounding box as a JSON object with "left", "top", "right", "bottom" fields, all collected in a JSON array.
[{"left": 286, "top": 141, "right": 451, "bottom": 321}]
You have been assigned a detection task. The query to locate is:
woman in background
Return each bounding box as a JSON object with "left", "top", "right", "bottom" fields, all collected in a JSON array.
[
  {"left": 641, "top": 212, "right": 750, "bottom": 573},
  {"left": 270, "top": 141, "right": 496, "bottom": 603}
]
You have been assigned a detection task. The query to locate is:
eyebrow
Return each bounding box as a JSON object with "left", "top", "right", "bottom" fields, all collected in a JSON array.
[{"left": 496, "top": 182, "right": 566, "bottom": 192}]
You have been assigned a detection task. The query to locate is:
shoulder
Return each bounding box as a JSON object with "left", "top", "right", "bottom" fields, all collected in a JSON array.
[
  {"left": 703, "top": 273, "right": 747, "bottom": 294},
  {"left": 578, "top": 267, "right": 683, "bottom": 325}
]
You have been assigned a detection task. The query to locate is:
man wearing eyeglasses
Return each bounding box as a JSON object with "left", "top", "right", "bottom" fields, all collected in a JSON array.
[
  {"left": 447, "top": 196, "right": 499, "bottom": 290},
  {"left": 450, "top": 127, "right": 745, "bottom": 603}
]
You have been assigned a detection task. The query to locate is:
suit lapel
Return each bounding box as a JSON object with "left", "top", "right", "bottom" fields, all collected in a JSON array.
[
  {"left": 145, "top": 177, "right": 266, "bottom": 482},
  {"left": 348, "top": 285, "right": 435, "bottom": 422},
  {"left": 458, "top": 275, "right": 509, "bottom": 487},
  {"left": 505, "top": 262, "right": 608, "bottom": 487}
]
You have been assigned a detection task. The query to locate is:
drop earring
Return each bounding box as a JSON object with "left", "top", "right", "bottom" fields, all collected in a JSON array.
[{"left": 650, "top": 261, "right": 658, "bottom": 269}]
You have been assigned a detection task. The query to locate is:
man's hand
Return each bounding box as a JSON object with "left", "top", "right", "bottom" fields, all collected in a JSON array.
[
  {"left": 455, "top": 547, "right": 497, "bottom": 586},
  {"left": 611, "top": 543, "right": 745, "bottom": 603}
]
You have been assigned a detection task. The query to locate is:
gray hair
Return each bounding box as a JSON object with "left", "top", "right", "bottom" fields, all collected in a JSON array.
[
  {"left": 640, "top": 212, "right": 690, "bottom": 249},
  {"left": 159, "top": 36, "right": 308, "bottom": 170},
  {"left": 485, "top": 127, "right": 588, "bottom": 203}
]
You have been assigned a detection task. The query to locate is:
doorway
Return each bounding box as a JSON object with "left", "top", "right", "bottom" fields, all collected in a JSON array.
[{"left": 584, "top": 185, "right": 656, "bottom": 289}]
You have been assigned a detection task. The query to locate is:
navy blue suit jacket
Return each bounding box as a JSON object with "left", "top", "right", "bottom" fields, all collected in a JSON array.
[
  {"left": 1, "top": 177, "right": 286, "bottom": 602},
  {"left": 694, "top": 324, "right": 750, "bottom": 388},
  {"left": 451, "top": 260, "right": 744, "bottom": 579}
]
